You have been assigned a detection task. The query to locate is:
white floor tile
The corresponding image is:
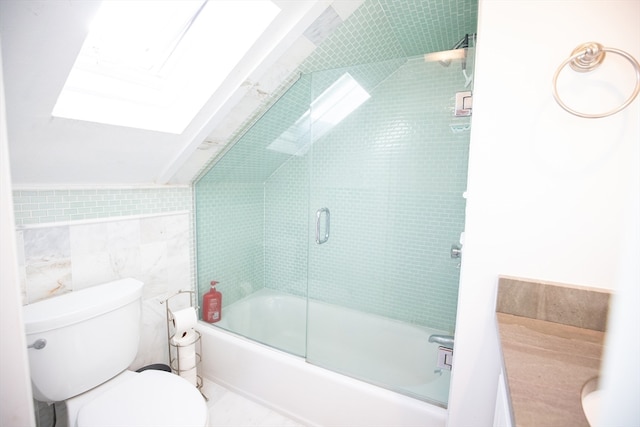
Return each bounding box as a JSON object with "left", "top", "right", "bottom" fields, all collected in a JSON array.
[
  {"left": 34, "top": 376, "right": 300, "bottom": 427},
  {"left": 202, "top": 378, "right": 305, "bottom": 427}
]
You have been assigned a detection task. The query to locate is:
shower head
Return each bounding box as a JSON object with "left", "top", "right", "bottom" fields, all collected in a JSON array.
[{"left": 437, "top": 34, "right": 475, "bottom": 67}]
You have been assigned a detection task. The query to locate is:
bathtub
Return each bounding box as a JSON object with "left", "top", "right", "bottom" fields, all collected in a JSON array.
[{"left": 197, "top": 289, "right": 450, "bottom": 426}]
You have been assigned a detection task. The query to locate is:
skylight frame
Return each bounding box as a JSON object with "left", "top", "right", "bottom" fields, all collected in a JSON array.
[{"left": 52, "top": 0, "right": 282, "bottom": 134}]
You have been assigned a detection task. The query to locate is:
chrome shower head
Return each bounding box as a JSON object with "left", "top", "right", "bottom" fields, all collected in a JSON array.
[{"left": 437, "top": 34, "right": 475, "bottom": 67}]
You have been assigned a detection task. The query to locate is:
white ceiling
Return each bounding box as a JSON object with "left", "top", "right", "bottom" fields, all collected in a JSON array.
[{"left": 0, "top": 0, "right": 350, "bottom": 186}]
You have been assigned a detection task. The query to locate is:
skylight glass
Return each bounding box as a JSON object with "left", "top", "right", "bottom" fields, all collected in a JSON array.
[
  {"left": 268, "top": 73, "right": 371, "bottom": 155},
  {"left": 52, "top": 0, "right": 281, "bottom": 134}
]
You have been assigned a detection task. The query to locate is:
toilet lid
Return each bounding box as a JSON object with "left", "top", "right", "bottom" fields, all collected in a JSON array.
[{"left": 77, "top": 370, "right": 207, "bottom": 427}]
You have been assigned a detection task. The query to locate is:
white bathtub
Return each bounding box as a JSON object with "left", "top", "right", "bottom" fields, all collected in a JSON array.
[{"left": 197, "top": 289, "right": 450, "bottom": 426}]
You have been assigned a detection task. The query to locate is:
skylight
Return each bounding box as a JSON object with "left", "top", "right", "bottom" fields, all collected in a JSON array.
[
  {"left": 268, "top": 73, "right": 371, "bottom": 155},
  {"left": 52, "top": 0, "right": 281, "bottom": 134}
]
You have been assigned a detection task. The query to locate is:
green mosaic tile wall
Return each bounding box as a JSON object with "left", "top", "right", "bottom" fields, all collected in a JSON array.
[
  {"left": 195, "top": 75, "right": 313, "bottom": 303},
  {"left": 269, "top": 56, "right": 470, "bottom": 331},
  {"left": 196, "top": 181, "right": 265, "bottom": 304},
  {"left": 12, "top": 187, "right": 192, "bottom": 226},
  {"left": 300, "top": 0, "right": 477, "bottom": 72},
  {"left": 196, "top": 0, "right": 478, "bottom": 330},
  {"left": 196, "top": 54, "right": 472, "bottom": 331},
  {"left": 197, "top": 0, "right": 478, "bottom": 183}
]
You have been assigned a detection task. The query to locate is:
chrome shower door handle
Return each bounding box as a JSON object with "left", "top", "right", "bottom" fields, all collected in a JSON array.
[{"left": 315, "top": 208, "right": 330, "bottom": 244}]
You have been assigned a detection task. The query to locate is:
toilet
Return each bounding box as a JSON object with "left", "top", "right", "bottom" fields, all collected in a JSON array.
[{"left": 23, "top": 278, "right": 208, "bottom": 427}]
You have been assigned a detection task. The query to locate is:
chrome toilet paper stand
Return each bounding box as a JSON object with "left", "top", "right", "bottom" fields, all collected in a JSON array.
[{"left": 164, "top": 290, "right": 207, "bottom": 399}]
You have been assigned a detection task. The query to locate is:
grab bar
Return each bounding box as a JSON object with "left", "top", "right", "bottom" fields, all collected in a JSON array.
[{"left": 315, "top": 208, "right": 330, "bottom": 244}]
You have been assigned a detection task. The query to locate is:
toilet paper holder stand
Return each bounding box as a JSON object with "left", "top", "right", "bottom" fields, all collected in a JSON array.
[{"left": 164, "top": 290, "right": 207, "bottom": 399}]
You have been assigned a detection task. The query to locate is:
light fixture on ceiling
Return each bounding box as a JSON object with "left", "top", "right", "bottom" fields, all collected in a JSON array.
[
  {"left": 51, "top": 0, "right": 281, "bottom": 134},
  {"left": 267, "top": 72, "right": 371, "bottom": 156}
]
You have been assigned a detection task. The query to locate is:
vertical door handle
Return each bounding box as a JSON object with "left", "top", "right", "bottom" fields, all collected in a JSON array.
[{"left": 316, "top": 208, "right": 330, "bottom": 244}]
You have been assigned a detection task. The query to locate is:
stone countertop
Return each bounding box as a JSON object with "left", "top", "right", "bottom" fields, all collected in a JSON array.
[
  {"left": 495, "top": 277, "right": 610, "bottom": 427},
  {"left": 497, "top": 312, "right": 604, "bottom": 426}
]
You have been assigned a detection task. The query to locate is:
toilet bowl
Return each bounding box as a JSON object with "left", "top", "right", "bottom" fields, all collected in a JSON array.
[
  {"left": 23, "top": 278, "right": 208, "bottom": 427},
  {"left": 69, "top": 370, "right": 207, "bottom": 427}
]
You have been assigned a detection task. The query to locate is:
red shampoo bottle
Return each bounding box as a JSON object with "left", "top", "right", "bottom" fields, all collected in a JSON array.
[{"left": 202, "top": 281, "right": 222, "bottom": 323}]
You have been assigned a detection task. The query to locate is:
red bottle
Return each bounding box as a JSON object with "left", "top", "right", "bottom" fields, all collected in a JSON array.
[{"left": 202, "top": 281, "right": 222, "bottom": 323}]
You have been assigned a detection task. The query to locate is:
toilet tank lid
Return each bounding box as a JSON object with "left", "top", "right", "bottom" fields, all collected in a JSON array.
[{"left": 23, "top": 278, "right": 144, "bottom": 334}]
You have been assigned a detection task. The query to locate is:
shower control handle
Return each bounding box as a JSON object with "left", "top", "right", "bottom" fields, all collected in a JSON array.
[
  {"left": 450, "top": 244, "right": 462, "bottom": 258},
  {"left": 315, "top": 208, "right": 330, "bottom": 245}
]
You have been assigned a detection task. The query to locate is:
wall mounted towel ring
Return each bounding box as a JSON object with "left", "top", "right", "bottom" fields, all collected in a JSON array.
[{"left": 552, "top": 42, "right": 640, "bottom": 118}]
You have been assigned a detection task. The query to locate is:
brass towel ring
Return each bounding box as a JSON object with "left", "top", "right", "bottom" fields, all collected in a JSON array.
[{"left": 552, "top": 42, "right": 640, "bottom": 118}]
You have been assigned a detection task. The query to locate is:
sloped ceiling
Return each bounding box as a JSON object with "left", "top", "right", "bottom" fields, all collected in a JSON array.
[{"left": 0, "top": 0, "right": 476, "bottom": 187}]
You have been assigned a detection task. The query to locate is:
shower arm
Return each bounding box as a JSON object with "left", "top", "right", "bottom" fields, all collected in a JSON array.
[{"left": 451, "top": 34, "right": 469, "bottom": 50}]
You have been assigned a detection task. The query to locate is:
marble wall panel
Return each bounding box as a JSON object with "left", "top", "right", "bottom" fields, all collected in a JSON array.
[{"left": 22, "top": 226, "right": 72, "bottom": 302}]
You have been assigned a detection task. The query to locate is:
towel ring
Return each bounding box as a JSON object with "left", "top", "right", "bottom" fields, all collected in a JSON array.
[{"left": 552, "top": 42, "right": 640, "bottom": 118}]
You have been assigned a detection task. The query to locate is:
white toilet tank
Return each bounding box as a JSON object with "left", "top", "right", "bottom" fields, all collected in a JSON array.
[{"left": 23, "top": 278, "right": 144, "bottom": 402}]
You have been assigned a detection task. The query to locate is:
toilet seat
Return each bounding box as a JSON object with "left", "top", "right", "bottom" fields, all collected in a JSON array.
[{"left": 76, "top": 370, "right": 208, "bottom": 427}]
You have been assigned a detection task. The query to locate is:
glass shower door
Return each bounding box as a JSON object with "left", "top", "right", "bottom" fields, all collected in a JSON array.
[
  {"left": 195, "top": 74, "right": 313, "bottom": 357},
  {"left": 305, "top": 50, "right": 474, "bottom": 406}
]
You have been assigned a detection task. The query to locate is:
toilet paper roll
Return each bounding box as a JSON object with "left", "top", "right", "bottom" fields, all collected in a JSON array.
[
  {"left": 171, "top": 307, "right": 197, "bottom": 337},
  {"left": 171, "top": 329, "right": 198, "bottom": 346},
  {"left": 171, "top": 352, "right": 196, "bottom": 372},
  {"left": 178, "top": 352, "right": 197, "bottom": 370},
  {"left": 180, "top": 366, "right": 198, "bottom": 387},
  {"left": 177, "top": 344, "right": 197, "bottom": 370},
  {"left": 171, "top": 329, "right": 198, "bottom": 372}
]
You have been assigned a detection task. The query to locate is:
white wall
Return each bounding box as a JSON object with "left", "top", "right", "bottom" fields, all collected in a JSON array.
[
  {"left": 0, "top": 40, "right": 35, "bottom": 427},
  {"left": 2, "top": 2, "right": 638, "bottom": 426},
  {"left": 449, "top": 1, "right": 639, "bottom": 425},
  {"left": 599, "top": 157, "right": 639, "bottom": 426}
]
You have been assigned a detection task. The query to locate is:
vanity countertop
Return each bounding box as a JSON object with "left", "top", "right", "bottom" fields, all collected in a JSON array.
[{"left": 495, "top": 277, "right": 610, "bottom": 427}]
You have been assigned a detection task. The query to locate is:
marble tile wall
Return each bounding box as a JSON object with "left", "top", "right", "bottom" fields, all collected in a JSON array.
[{"left": 16, "top": 212, "right": 194, "bottom": 369}]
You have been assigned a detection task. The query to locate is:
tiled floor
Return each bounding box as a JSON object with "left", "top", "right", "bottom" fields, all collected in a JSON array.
[{"left": 35, "top": 378, "right": 305, "bottom": 427}]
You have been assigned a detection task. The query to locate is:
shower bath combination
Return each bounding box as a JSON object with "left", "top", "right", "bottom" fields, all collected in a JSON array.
[{"left": 195, "top": 46, "right": 475, "bottom": 412}]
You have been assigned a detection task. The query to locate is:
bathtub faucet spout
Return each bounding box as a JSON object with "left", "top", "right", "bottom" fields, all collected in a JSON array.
[{"left": 428, "top": 334, "right": 454, "bottom": 348}]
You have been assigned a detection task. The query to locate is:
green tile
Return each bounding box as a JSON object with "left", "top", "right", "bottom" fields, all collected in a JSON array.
[{"left": 194, "top": 0, "right": 477, "bottom": 333}]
